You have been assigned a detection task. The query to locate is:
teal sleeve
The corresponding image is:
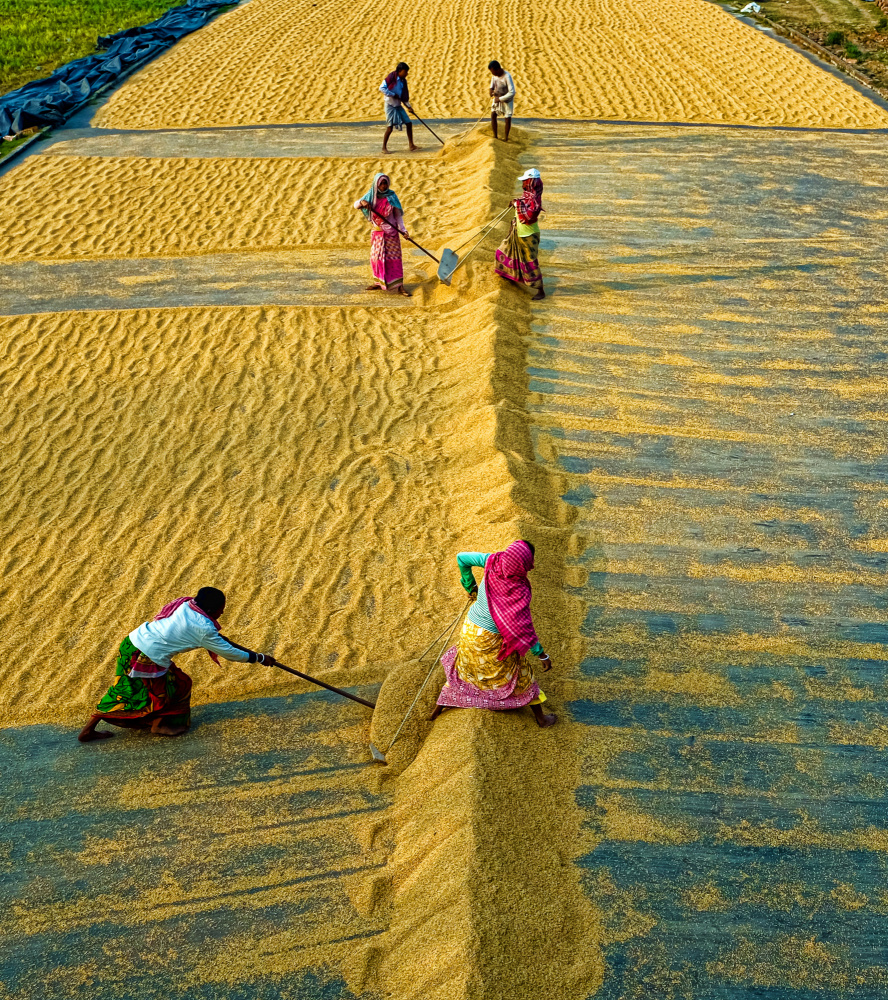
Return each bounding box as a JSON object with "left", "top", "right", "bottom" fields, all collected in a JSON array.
[
  {"left": 457, "top": 552, "right": 490, "bottom": 592},
  {"left": 530, "top": 641, "right": 544, "bottom": 657}
]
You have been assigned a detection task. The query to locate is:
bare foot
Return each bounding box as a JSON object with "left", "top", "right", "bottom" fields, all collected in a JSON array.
[
  {"left": 78, "top": 714, "right": 113, "bottom": 742},
  {"left": 150, "top": 720, "right": 188, "bottom": 737},
  {"left": 531, "top": 704, "right": 557, "bottom": 728},
  {"left": 397, "top": 286, "right": 412, "bottom": 297},
  {"left": 381, "top": 148, "right": 390, "bottom": 155},
  {"left": 78, "top": 727, "right": 113, "bottom": 742},
  {"left": 428, "top": 705, "right": 445, "bottom": 721},
  {"left": 365, "top": 284, "right": 383, "bottom": 291},
  {"left": 408, "top": 144, "right": 419, "bottom": 151},
  {"left": 531, "top": 289, "right": 546, "bottom": 301}
]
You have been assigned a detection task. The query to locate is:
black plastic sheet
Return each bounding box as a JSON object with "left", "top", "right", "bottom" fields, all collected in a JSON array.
[{"left": 0, "top": 0, "right": 232, "bottom": 137}]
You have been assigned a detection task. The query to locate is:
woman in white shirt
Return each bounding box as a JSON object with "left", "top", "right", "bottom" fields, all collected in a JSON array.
[
  {"left": 488, "top": 60, "right": 516, "bottom": 141},
  {"left": 78, "top": 587, "right": 278, "bottom": 742}
]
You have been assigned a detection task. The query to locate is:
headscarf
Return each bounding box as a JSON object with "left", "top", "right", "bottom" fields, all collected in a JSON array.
[
  {"left": 515, "top": 177, "right": 543, "bottom": 226},
  {"left": 359, "top": 173, "right": 404, "bottom": 220},
  {"left": 154, "top": 595, "right": 222, "bottom": 664},
  {"left": 484, "top": 540, "right": 538, "bottom": 661},
  {"left": 384, "top": 69, "right": 409, "bottom": 105}
]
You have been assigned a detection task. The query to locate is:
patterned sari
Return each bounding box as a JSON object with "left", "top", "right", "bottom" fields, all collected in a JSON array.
[
  {"left": 94, "top": 636, "right": 192, "bottom": 729},
  {"left": 437, "top": 618, "right": 546, "bottom": 710},
  {"left": 495, "top": 221, "right": 542, "bottom": 289},
  {"left": 369, "top": 196, "right": 404, "bottom": 291}
]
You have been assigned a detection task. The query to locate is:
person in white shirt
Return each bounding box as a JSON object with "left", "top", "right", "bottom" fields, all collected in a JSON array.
[
  {"left": 488, "top": 60, "right": 516, "bottom": 142},
  {"left": 78, "top": 587, "right": 279, "bottom": 742}
]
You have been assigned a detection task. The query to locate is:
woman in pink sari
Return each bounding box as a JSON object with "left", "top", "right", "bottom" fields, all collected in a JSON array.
[
  {"left": 431, "top": 540, "right": 557, "bottom": 728},
  {"left": 354, "top": 172, "right": 411, "bottom": 297}
]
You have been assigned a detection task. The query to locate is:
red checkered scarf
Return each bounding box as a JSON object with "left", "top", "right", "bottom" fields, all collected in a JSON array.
[
  {"left": 515, "top": 178, "right": 543, "bottom": 226},
  {"left": 485, "top": 541, "right": 538, "bottom": 661},
  {"left": 154, "top": 596, "right": 222, "bottom": 664}
]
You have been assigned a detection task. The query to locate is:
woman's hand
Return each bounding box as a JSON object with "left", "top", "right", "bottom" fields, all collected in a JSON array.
[{"left": 538, "top": 653, "right": 553, "bottom": 672}]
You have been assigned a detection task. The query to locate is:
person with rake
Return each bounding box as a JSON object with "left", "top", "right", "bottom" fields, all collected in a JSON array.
[
  {"left": 494, "top": 167, "right": 546, "bottom": 300},
  {"left": 488, "top": 60, "right": 516, "bottom": 142},
  {"left": 78, "top": 587, "right": 279, "bottom": 742},
  {"left": 430, "top": 540, "right": 557, "bottom": 728},
  {"left": 354, "top": 172, "right": 412, "bottom": 296},
  {"left": 380, "top": 61, "right": 418, "bottom": 154}
]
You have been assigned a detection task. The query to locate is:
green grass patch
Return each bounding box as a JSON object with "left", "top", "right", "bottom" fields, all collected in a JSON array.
[
  {"left": 0, "top": 0, "right": 187, "bottom": 95},
  {"left": 760, "top": 0, "right": 884, "bottom": 32},
  {"left": 0, "top": 129, "right": 41, "bottom": 158},
  {"left": 758, "top": 0, "right": 888, "bottom": 93}
]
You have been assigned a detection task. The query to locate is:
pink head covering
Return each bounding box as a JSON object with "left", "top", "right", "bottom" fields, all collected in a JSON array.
[
  {"left": 484, "top": 540, "right": 538, "bottom": 661},
  {"left": 154, "top": 596, "right": 222, "bottom": 664}
]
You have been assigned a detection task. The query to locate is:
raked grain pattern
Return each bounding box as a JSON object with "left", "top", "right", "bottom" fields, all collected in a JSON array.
[
  {"left": 0, "top": 303, "right": 500, "bottom": 725},
  {"left": 95, "top": 0, "right": 888, "bottom": 130},
  {"left": 0, "top": 148, "right": 493, "bottom": 261}
]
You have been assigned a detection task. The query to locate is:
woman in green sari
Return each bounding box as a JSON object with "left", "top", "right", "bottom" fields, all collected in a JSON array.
[{"left": 79, "top": 587, "right": 278, "bottom": 742}]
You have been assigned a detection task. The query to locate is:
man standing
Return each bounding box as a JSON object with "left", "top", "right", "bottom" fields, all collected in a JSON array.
[
  {"left": 380, "top": 62, "right": 418, "bottom": 154},
  {"left": 489, "top": 60, "right": 516, "bottom": 141}
]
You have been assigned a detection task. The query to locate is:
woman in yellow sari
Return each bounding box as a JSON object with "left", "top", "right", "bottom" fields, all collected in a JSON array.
[{"left": 431, "top": 541, "right": 556, "bottom": 727}]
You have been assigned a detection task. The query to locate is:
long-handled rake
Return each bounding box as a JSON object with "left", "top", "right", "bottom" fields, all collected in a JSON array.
[
  {"left": 437, "top": 204, "right": 512, "bottom": 284},
  {"left": 269, "top": 660, "right": 376, "bottom": 709},
  {"left": 369, "top": 598, "right": 470, "bottom": 764},
  {"left": 407, "top": 106, "right": 446, "bottom": 146},
  {"left": 454, "top": 107, "right": 490, "bottom": 147},
  {"left": 365, "top": 203, "right": 440, "bottom": 264}
]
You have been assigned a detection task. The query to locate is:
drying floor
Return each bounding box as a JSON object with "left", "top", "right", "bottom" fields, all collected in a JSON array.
[{"left": 3, "top": 0, "right": 888, "bottom": 996}]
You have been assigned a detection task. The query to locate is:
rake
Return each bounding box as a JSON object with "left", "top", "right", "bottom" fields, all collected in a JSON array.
[
  {"left": 437, "top": 204, "right": 512, "bottom": 284},
  {"left": 369, "top": 598, "right": 470, "bottom": 764}
]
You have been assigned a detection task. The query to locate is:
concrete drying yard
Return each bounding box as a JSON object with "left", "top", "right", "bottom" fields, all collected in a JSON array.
[{"left": 2, "top": 0, "right": 888, "bottom": 996}]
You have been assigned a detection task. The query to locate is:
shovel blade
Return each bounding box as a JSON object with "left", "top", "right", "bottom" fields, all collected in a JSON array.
[
  {"left": 437, "top": 248, "right": 458, "bottom": 285},
  {"left": 369, "top": 742, "right": 388, "bottom": 765}
]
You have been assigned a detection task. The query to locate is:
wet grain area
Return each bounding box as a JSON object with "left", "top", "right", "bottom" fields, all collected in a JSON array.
[
  {"left": 529, "top": 123, "right": 888, "bottom": 997},
  {"left": 1, "top": 690, "right": 386, "bottom": 999}
]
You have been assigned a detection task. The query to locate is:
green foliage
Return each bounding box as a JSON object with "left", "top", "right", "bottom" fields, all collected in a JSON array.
[
  {"left": 0, "top": 129, "right": 38, "bottom": 159},
  {"left": 843, "top": 41, "right": 864, "bottom": 59},
  {"left": 0, "top": 0, "right": 185, "bottom": 94},
  {"left": 878, "top": 16, "right": 888, "bottom": 32},
  {"left": 825, "top": 29, "right": 845, "bottom": 45}
]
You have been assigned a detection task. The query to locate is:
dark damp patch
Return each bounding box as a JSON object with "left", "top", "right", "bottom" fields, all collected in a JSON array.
[
  {"left": 561, "top": 483, "right": 596, "bottom": 507},
  {"left": 597, "top": 734, "right": 888, "bottom": 799},
  {"left": 578, "top": 656, "right": 626, "bottom": 677},
  {"left": 1, "top": 688, "right": 388, "bottom": 997},
  {"left": 578, "top": 840, "right": 888, "bottom": 1000},
  {"left": 841, "top": 622, "right": 888, "bottom": 646}
]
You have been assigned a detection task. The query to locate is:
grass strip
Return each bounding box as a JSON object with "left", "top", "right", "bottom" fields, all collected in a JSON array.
[
  {"left": 0, "top": 0, "right": 187, "bottom": 94},
  {"left": 758, "top": 0, "right": 888, "bottom": 93}
]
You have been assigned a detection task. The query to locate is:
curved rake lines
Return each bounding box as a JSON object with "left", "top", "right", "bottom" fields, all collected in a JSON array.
[
  {"left": 0, "top": 302, "right": 471, "bottom": 724},
  {"left": 95, "top": 0, "right": 888, "bottom": 130}
]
